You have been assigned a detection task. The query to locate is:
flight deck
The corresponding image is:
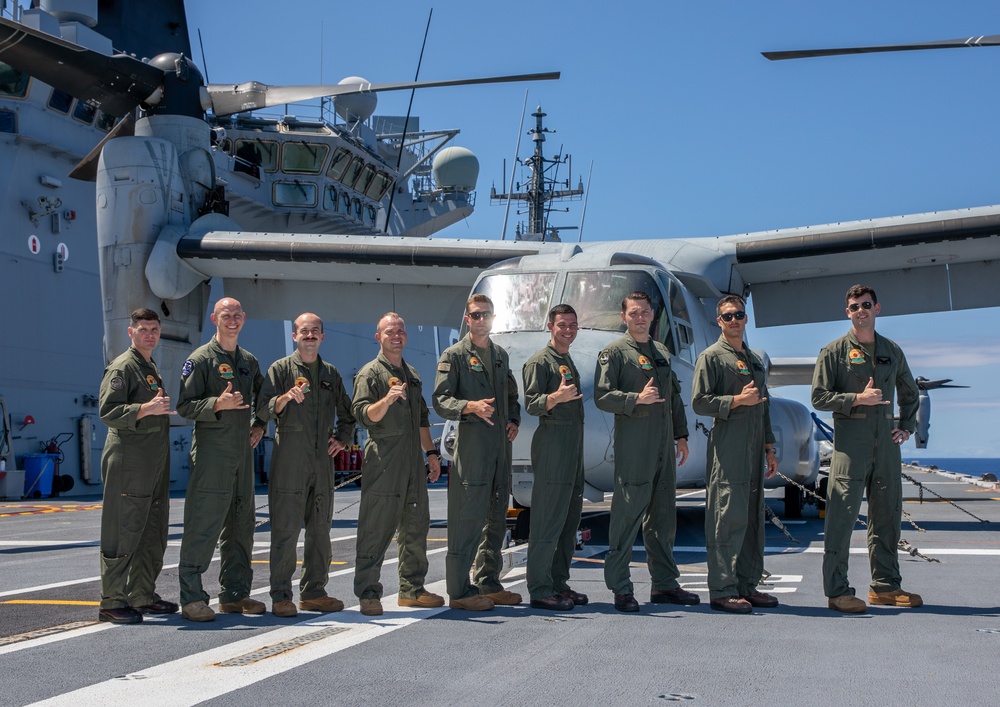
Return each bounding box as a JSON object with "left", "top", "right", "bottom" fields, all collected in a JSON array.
[{"left": 1, "top": 465, "right": 998, "bottom": 706}]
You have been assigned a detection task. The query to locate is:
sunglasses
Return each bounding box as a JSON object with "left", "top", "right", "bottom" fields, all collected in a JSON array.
[
  {"left": 718, "top": 311, "right": 746, "bottom": 322},
  {"left": 848, "top": 301, "right": 874, "bottom": 312},
  {"left": 466, "top": 311, "right": 495, "bottom": 321}
]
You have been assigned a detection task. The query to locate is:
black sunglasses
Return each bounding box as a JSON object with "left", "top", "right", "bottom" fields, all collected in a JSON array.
[
  {"left": 719, "top": 311, "right": 746, "bottom": 322},
  {"left": 848, "top": 301, "right": 874, "bottom": 312},
  {"left": 467, "top": 311, "right": 495, "bottom": 321}
]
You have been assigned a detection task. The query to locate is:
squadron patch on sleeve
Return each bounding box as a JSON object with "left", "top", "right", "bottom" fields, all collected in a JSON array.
[
  {"left": 598, "top": 351, "right": 610, "bottom": 365},
  {"left": 109, "top": 376, "right": 125, "bottom": 391},
  {"left": 181, "top": 359, "right": 194, "bottom": 377},
  {"left": 437, "top": 362, "right": 451, "bottom": 372}
]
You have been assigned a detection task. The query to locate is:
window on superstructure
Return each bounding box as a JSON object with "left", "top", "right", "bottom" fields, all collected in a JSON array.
[
  {"left": 342, "top": 158, "right": 365, "bottom": 189},
  {"left": 95, "top": 111, "right": 116, "bottom": 132},
  {"left": 273, "top": 181, "right": 318, "bottom": 207},
  {"left": 366, "top": 172, "right": 394, "bottom": 201},
  {"left": 338, "top": 192, "right": 351, "bottom": 215},
  {"left": 323, "top": 185, "right": 339, "bottom": 211},
  {"left": 48, "top": 89, "right": 73, "bottom": 114},
  {"left": 284, "top": 123, "right": 330, "bottom": 135},
  {"left": 234, "top": 139, "right": 277, "bottom": 177},
  {"left": 73, "top": 100, "right": 97, "bottom": 125},
  {"left": 0, "top": 109, "right": 16, "bottom": 133},
  {"left": 356, "top": 164, "right": 377, "bottom": 195},
  {"left": 365, "top": 205, "right": 377, "bottom": 226},
  {"left": 327, "top": 147, "right": 353, "bottom": 181},
  {"left": 0, "top": 63, "right": 29, "bottom": 98},
  {"left": 352, "top": 198, "right": 362, "bottom": 220},
  {"left": 281, "top": 141, "right": 329, "bottom": 174}
]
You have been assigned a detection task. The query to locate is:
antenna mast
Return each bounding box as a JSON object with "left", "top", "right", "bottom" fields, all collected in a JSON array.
[{"left": 490, "top": 106, "right": 584, "bottom": 242}]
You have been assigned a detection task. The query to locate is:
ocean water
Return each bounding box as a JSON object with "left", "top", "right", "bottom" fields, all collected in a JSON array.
[{"left": 904, "top": 458, "right": 1000, "bottom": 478}]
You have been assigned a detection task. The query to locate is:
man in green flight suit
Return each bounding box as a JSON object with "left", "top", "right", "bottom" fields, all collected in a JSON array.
[
  {"left": 812, "top": 284, "right": 921, "bottom": 614},
  {"left": 257, "top": 312, "right": 355, "bottom": 618},
  {"left": 352, "top": 312, "right": 445, "bottom": 617},
  {"left": 523, "top": 304, "right": 587, "bottom": 612},
  {"left": 433, "top": 294, "right": 521, "bottom": 611},
  {"left": 177, "top": 297, "right": 266, "bottom": 622},
  {"left": 97, "top": 308, "right": 178, "bottom": 624},
  {"left": 692, "top": 295, "right": 779, "bottom": 615},
  {"left": 595, "top": 291, "right": 698, "bottom": 613}
]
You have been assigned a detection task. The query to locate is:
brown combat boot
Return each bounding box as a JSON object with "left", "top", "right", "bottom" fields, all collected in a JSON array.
[
  {"left": 868, "top": 588, "right": 923, "bottom": 608},
  {"left": 828, "top": 595, "right": 867, "bottom": 613}
]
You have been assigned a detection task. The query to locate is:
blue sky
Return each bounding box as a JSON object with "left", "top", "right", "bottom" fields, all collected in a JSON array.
[{"left": 184, "top": 1, "right": 1000, "bottom": 457}]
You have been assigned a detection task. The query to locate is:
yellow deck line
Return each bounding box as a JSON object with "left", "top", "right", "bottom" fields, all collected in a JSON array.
[{"left": 2, "top": 600, "right": 100, "bottom": 606}]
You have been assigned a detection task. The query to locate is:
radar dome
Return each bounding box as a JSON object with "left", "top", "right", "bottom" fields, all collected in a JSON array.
[
  {"left": 432, "top": 147, "right": 479, "bottom": 192},
  {"left": 334, "top": 77, "right": 378, "bottom": 122},
  {"left": 41, "top": 0, "right": 98, "bottom": 28}
]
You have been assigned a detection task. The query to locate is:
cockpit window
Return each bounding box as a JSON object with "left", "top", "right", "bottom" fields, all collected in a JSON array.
[
  {"left": 562, "top": 271, "right": 664, "bottom": 334},
  {"left": 472, "top": 272, "right": 557, "bottom": 332}
]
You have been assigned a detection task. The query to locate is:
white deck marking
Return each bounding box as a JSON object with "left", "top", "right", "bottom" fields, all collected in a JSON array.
[
  {"left": 24, "top": 548, "right": 597, "bottom": 706},
  {"left": 27, "top": 581, "right": 457, "bottom": 707},
  {"left": 0, "top": 535, "right": 359, "bottom": 598}
]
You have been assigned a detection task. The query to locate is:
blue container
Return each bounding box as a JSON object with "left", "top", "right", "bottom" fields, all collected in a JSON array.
[{"left": 22, "top": 453, "right": 57, "bottom": 498}]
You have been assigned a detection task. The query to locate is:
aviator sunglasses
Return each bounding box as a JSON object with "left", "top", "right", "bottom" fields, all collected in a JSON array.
[
  {"left": 847, "top": 301, "right": 874, "bottom": 312},
  {"left": 467, "top": 311, "right": 495, "bottom": 321},
  {"left": 718, "top": 311, "right": 746, "bottom": 322}
]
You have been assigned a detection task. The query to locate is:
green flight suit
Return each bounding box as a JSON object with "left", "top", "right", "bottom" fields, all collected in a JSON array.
[
  {"left": 812, "top": 332, "right": 919, "bottom": 598},
  {"left": 98, "top": 347, "right": 171, "bottom": 610},
  {"left": 176, "top": 336, "right": 264, "bottom": 606},
  {"left": 692, "top": 336, "right": 775, "bottom": 600},
  {"left": 595, "top": 334, "right": 688, "bottom": 596},
  {"left": 433, "top": 335, "right": 521, "bottom": 600},
  {"left": 522, "top": 343, "right": 585, "bottom": 601},
  {"left": 257, "top": 352, "right": 355, "bottom": 602},
  {"left": 352, "top": 352, "right": 432, "bottom": 601}
]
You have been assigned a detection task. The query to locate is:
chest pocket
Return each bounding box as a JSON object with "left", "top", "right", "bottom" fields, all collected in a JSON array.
[{"left": 844, "top": 348, "right": 871, "bottom": 386}]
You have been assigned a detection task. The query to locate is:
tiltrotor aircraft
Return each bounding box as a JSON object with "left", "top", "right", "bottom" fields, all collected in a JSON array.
[{"left": 2, "top": 6, "right": 994, "bottom": 514}]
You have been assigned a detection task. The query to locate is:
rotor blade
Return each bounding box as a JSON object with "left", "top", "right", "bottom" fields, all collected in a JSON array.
[
  {"left": 206, "top": 71, "right": 560, "bottom": 117},
  {"left": 0, "top": 16, "right": 162, "bottom": 116},
  {"left": 763, "top": 34, "right": 1000, "bottom": 61},
  {"left": 68, "top": 113, "right": 136, "bottom": 182}
]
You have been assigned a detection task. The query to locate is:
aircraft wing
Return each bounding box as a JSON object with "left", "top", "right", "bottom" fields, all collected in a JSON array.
[
  {"left": 729, "top": 204, "right": 1000, "bottom": 326},
  {"left": 177, "top": 231, "right": 562, "bottom": 326},
  {"left": 174, "top": 203, "right": 1000, "bottom": 329}
]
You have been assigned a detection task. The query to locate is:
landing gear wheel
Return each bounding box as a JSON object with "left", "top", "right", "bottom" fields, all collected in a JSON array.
[
  {"left": 512, "top": 507, "right": 530, "bottom": 544},
  {"left": 783, "top": 482, "right": 803, "bottom": 519},
  {"left": 817, "top": 475, "right": 829, "bottom": 516}
]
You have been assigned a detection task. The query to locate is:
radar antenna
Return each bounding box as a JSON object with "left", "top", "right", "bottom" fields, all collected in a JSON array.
[{"left": 491, "top": 106, "right": 584, "bottom": 242}]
